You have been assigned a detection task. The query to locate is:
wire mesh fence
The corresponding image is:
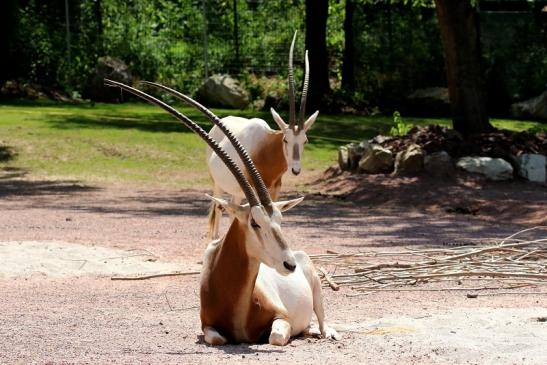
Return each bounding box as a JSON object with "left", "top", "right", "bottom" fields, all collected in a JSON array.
[{"left": 6, "top": 0, "right": 547, "bottom": 111}]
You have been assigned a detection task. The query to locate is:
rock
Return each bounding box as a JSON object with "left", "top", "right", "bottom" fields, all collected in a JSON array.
[
  {"left": 424, "top": 151, "right": 454, "bottom": 177},
  {"left": 1, "top": 80, "right": 47, "bottom": 99},
  {"left": 517, "top": 154, "right": 546, "bottom": 183},
  {"left": 1, "top": 80, "right": 20, "bottom": 96},
  {"left": 407, "top": 87, "right": 450, "bottom": 117},
  {"left": 338, "top": 145, "right": 350, "bottom": 171},
  {"left": 345, "top": 142, "right": 371, "bottom": 170},
  {"left": 369, "top": 135, "right": 394, "bottom": 145},
  {"left": 359, "top": 145, "right": 394, "bottom": 174},
  {"left": 510, "top": 90, "right": 547, "bottom": 120},
  {"left": 84, "top": 56, "right": 133, "bottom": 102},
  {"left": 456, "top": 157, "right": 513, "bottom": 181},
  {"left": 393, "top": 144, "right": 424, "bottom": 175},
  {"left": 196, "top": 74, "right": 249, "bottom": 109}
]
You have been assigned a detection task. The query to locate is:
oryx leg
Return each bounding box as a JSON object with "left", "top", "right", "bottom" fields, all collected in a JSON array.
[
  {"left": 207, "top": 184, "right": 224, "bottom": 240},
  {"left": 269, "top": 318, "right": 291, "bottom": 346},
  {"left": 203, "top": 326, "right": 227, "bottom": 346},
  {"left": 270, "top": 177, "right": 282, "bottom": 201},
  {"left": 295, "top": 251, "right": 341, "bottom": 341}
]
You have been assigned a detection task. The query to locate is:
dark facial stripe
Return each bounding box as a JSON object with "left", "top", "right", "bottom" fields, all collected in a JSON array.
[
  {"left": 292, "top": 143, "right": 300, "bottom": 161},
  {"left": 272, "top": 228, "right": 288, "bottom": 249}
]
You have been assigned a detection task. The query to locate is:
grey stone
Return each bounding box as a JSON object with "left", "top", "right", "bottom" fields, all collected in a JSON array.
[
  {"left": 517, "top": 154, "right": 546, "bottom": 183},
  {"left": 196, "top": 74, "right": 249, "bottom": 109},
  {"left": 456, "top": 157, "right": 513, "bottom": 181},
  {"left": 369, "top": 135, "right": 394, "bottom": 145},
  {"left": 393, "top": 144, "right": 424, "bottom": 176},
  {"left": 510, "top": 90, "right": 547, "bottom": 120},
  {"left": 84, "top": 56, "right": 133, "bottom": 102},
  {"left": 338, "top": 145, "right": 350, "bottom": 171},
  {"left": 424, "top": 151, "right": 454, "bottom": 177},
  {"left": 359, "top": 145, "right": 394, "bottom": 174},
  {"left": 346, "top": 142, "right": 371, "bottom": 170}
]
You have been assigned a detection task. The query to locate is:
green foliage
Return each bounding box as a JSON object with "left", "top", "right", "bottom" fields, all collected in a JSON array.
[
  {"left": 5, "top": 0, "right": 546, "bottom": 117},
  {"left": 389, "top": 111, "right": 413, "bottom": 136},
  {"left": 1, "top": 101, "right": 544, "bottom": 186}
]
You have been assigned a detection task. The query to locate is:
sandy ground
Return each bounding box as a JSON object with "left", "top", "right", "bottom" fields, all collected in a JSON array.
[{"left": 0, "top": 173, "right": 546, "bottom": 364}]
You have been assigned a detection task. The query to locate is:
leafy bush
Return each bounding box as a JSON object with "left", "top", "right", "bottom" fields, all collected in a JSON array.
[{"left": 390, "top": 111, "right": 413, "bottom": 136}]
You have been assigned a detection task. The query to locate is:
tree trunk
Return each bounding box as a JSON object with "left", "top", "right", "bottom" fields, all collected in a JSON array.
[
  {"left": 94, "top": 0, "right": 104, "bottom": 55},
  {"left": 0, "top": 0, "right": 19, "bottom": 84},
  {"left": 305, "top": 0, "right": 330, "bottom": 110},
  {"left": 342, "top": 0, "right": 355, "bottom": 91},
  {"left": 434, "top": 0, "right": 494, "bottom": 136}
]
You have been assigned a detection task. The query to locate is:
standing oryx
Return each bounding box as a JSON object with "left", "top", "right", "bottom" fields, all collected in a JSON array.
[
  {"left": 206, "top": 32, "right": 319, "bottom": 239},
  {"left": 104, "top": 79, "right": 339, "bottom": 346},
  {"left": 142, "top": 31, "right": 318, "bottom": 240}
]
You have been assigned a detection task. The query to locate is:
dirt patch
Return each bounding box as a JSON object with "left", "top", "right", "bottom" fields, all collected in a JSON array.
[
  {"left": 0, "top": 180, "right": 546, "bottom": 364},
  {"left": 309, "top": 168, "right": 547, "bottom": 226},
  {"left": 380, "top": 125, "right": 546, "bottom": 157},
  {"left": 340, "top": 308, "right": 547, "bottom": 364},
  {"left": 0, "top": 240, "right": 183, "bottom": 279}
]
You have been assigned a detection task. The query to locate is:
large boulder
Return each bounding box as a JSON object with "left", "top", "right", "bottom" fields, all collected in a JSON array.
[
  {"left": 517, "top": 154, "right": 546, "bottom": 183},
  {"left": 456, "top": 156, "right": 513, "bottom": 181},
  {"left": 338, "top": 142, "right": 371, "bottom": 171},
  {"left": 393, "top": 144, "right": 424, "bottom": 176},
  {"left": 510, "top": 90, "right": 547, "bottom": 120},
  {"left": 196, "top": 74, "right": 249, "bottom": 109},
  {"left": 359, "top": 145, "right": 394, "bottom": 174},
  {"left": 407, "top": 87, "right": 450, "bottom": 117},
  {"left": 424, "top": 151, "right": 454, "bottom": 177},
  {"left": 338, "top": 145, "right": 350, "bottom": 171},
  {"left": 84, "top": 56, "right": 133, "bottom": 102}
]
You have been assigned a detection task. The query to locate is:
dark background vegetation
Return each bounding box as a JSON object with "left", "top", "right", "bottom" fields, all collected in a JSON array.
[{"left": 1, "top": 0, "right": 546, "bottom": 119}]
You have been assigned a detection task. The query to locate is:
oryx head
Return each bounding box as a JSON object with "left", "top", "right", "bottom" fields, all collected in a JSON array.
[
  {"left": 271, "top": 31, "right": 319, "bottom": 176},
  {"left": 105, "top": 79, "right": 301, "bottom": 275},
  {"left": 207, "top": 195, "right": 302, "bottom": 274}
]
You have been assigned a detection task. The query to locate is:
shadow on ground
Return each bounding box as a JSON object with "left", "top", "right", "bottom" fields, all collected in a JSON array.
[
  {"left": 0, "top": 145, "right": 17, "bottom": 162},
  {"left": 1, "top": 164, "right": 544, "bottom": 249},
  {"left": 0, "top": 167, "right": 100, "bottom": 198}
]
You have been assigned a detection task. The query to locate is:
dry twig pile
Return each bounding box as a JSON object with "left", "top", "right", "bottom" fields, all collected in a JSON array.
[{"left": 312, "top": 227, "right": 547, "bottom": 296}]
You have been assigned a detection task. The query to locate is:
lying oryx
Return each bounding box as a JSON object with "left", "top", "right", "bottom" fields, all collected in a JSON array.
[{"left": 105, "top": 79, "right": 339, "bottom": 346}]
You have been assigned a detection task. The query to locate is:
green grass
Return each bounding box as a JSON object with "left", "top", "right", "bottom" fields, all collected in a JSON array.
[{"left": 0, "top": 100, "right": 545, "bottom": 188}]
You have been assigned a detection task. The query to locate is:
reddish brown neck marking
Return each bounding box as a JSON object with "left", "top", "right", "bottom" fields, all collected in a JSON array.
[
  {"left": 200, "top": 219, "right": 260, "bottom": 342},
  {"left": 250, "top": 132, "right": 287, "bottom": 190}
]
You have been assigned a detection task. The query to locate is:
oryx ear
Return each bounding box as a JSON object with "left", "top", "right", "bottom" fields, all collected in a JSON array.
[
  {"left": 303, "top": 110, "right": 319, "bottom": 132},
  {"left": 205, "top": 194, "right": 248, "bottom": 218},
  {"left": 270, "top": 108, "right": 288, "bottom": 130},
  {"left": 274, "top": 196, "right": 304, "bottom": 212}
]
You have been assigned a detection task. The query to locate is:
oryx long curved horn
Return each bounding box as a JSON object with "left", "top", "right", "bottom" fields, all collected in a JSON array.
[
  {"left": 140, "top": 80, "right": 273, "bottom": 211},
  {"left": 298, "top": 50, "right": 309, "bottom": 131},
  {"left": 104, "top": 79, "right": 260, "bottom": 207},
  {"left": 288, "top": 31, "right": 297, "bottom": 131}
]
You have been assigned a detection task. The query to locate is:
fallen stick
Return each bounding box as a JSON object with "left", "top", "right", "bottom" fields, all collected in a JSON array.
[
  {"left": 380, "top": 271, "right": 547, "bottom": 281},
  {"left": 498, "top": 226, "right": 547, "bottom": 246},
  {"left": 318, "top": 267, "right": 340, "bottom": 291},
  {"left": 111, "top": 270, "right": 200, "bottom": 281},
  {"left": 346, "top": 284, "right": 533, "bottom": 297},
  {"left": 353, "top": 284, "right": 531, "bottom": 292},
  {"left": 473, "top": 291, "right": 547, "bottom": 297}
]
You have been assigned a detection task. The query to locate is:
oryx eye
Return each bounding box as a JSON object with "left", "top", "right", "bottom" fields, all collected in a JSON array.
[{"left": 250, "top": 219, "right": 261, "bottom": 229}]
